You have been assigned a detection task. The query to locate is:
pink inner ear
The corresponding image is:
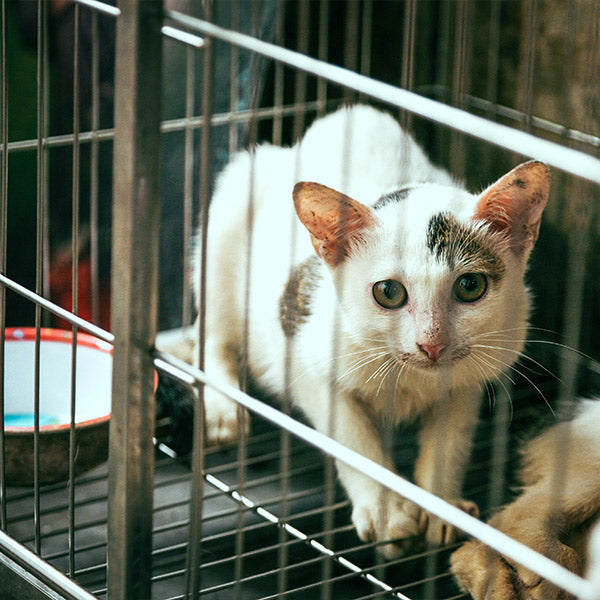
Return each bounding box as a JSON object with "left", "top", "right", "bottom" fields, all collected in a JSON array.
[
  {"left": 475, "top": 193, "right": 512, "bottom": 233},
  {"left": 293, "top": 182, "right": 376, "bottom": 267}
]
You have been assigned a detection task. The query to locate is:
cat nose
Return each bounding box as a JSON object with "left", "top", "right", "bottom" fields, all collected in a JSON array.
[{"left": 417, "top": 342, "right": 445, "bottom": 361}]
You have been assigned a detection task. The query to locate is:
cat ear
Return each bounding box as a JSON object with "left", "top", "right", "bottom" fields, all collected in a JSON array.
[
  {"left": 293, "top": 181, "right": 377, "bottom": 267},
  {"left": 475, "top": 161, "right": 550, "bottom": 256}
]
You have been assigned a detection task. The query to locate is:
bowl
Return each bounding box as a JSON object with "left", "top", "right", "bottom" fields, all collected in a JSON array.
[{"left": 3, "top": 327, "right": 113, "bottom": 486}]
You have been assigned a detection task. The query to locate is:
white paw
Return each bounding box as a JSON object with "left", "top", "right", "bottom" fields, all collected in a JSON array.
[
  {"left": 204, "top": 389, "right": 250, "bottom": 446},
  {"left": 422, "top": 498, "right": 479, "bottom": 546},
  {"left": 351, "top": 491, "right": 422, "bottom": 559}
]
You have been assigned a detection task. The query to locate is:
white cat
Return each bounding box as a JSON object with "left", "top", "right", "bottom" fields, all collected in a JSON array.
[{"left": 193, "top": 104, "right": 550, "bottom": 557}]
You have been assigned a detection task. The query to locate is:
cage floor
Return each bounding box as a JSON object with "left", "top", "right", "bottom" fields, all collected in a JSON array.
[{"left": 3, "top": 386, "right": 558, "bottom": 600}]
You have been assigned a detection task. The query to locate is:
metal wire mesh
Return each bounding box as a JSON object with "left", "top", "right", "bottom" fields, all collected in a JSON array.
[{"left": 0, "top": 1, "right": 599, "bottom": 599}]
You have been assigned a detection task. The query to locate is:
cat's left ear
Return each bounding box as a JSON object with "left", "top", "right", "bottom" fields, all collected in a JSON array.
[
  {"left": 475, "top": 160, "right": 550, "bottom": 256},
  {"left": 293, "top": 182, "right": 377, "bottom": 267}
]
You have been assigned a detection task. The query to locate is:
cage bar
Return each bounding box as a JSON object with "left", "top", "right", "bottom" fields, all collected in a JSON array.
[
  {"left": 107, "top": 0, "right": 163, "bottom": 598},
  {"left": 0, "top": 3, "right": 599, "bottom": 600}
]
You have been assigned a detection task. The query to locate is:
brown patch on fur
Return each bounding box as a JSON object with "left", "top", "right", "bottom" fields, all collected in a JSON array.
[
  {"left": 279, "top": 256, "right": 322, "bottom": 337},
  {"left": 426, "top": 212, "right": 506, "bottom": 280}
]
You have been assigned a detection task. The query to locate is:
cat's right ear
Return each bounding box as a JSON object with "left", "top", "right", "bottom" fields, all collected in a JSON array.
[{"left": 293, "top": 182, "right": 377, "bottom": 267}]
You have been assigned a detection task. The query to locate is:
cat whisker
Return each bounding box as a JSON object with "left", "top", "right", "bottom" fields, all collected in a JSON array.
[
  {"left": 468, "top": 355, "right": 497, "bottom": 412},
  {"left": 471, "top": 343, "right": 560, "bottom": 382},
  {"left": 474, "top": 348, "right": 555, "bottom": 417},
  {"left": 468, "top": 353, "right": 514, "bottom": 422},
  {"left": 392, "top": 360, "right": 410, "bottom": 402},
  {"left": 374, "top": 358, "right": 404, "bottom": 397},
  {"left": 366, "top": 355, "right": 396, "bottom": 384},
  {"left": 475, "top": 328, "right": 594, "bottom": 363},
  {"left": 287, "top": 345, "right": 389, "bottom": 389},
  {"left": 475, "top": 326, "right": 559, "bottom": 339},
  {"left": 336, "top": 349, "right": 391, "bottom": 383},
  {"left": 472, "top": 350, "right": 517, "bottom": 387}
]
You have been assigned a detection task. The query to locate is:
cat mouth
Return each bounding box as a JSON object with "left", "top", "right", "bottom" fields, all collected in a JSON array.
[{"left": 409, "top": 347, "right": 470, "bottom": 369}]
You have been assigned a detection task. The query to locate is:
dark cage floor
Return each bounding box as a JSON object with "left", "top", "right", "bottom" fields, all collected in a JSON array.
[{"left": 4, "top": 367, "right": 591, "bottom": 600}]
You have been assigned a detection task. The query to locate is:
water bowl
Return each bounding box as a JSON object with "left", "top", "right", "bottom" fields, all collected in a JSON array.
[{"left": 3, "top": 327, "right": 113, "bottom": 486}]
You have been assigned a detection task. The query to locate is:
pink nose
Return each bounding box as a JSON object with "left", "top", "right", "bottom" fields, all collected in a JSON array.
[{"left": 417, "top": 342, "right": 445, "bottom": 361}]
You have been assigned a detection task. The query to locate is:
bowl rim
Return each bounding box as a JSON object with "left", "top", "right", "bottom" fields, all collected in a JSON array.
[{"left": 3, "top": 327, "right": 113, "bottom": 433}]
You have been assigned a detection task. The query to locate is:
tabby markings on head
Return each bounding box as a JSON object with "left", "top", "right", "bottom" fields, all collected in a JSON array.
[
  {"left": 426, "top": 212, "right": 505, "bottom": 280},
  {"left": 373, "top": 186, "right": 415, "bottom": 211},
  {"left": 280, "top": 256, "right": 322, "bottom": 337}
]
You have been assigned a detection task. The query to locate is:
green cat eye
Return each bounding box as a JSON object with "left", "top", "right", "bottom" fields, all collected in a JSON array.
[
  {"left": 453, "top": 273, "right": 488, "bottom": 303},
  {"left": 373, "top": 279, "right": 408, "bottom": 309}
]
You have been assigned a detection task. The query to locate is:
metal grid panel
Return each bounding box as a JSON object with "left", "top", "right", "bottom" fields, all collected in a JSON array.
[{"left": 0, "top": 1, "right": 599, "bottom": 600}]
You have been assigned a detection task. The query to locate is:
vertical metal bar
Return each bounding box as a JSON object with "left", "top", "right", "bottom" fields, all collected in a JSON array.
[
  {"left": 69, "top": 2, "right": 81, "bottom": 579},
  {"left": 487, "top": 384, "right": 511, "bottom": 515},
  {"left": 33, "top": 0, "right": 48, "bottom": 557},
  {"left": 272, "top": 2, "right": 285, "bottom": 144},
  {"left": 360, "top": 0, "right": 373, "bottom": 79},
  {"left": 485, "top": 0, "right": 501, "bottom": 107},
  {"left": 185, "top": 1, "right": 212, "bottom": 597},
  {"left": 342, "top": 0, "right": 359, "bottom": 106},
  {"left": 234, "top": 3, "right": 260, "bottom": 598},
  {"left": 400, "top": 0, "right": 417, "bottom": 129},
  {"left": 89, "top": 8, "right": 101, "bottom": 326},
  {"left": 41, "top": 0, "right": 50, "bottom": 308},
  {"left": 483, "top": 0, "right": 502, "bottom": 175},
  {"left": 278, "top": 4, "right": 294, "bottom": 589},
  {"left": 520, "top": 0, "right": 538, "bottom": 132},
  {"left": 316, "top": 0, "right": 329, "bottom": 114},
  {"left": 449, "top": 0, "right": 472, "bottom": 177},
  {"left": 107, "top": 1, "right": 163, "bottom": 598},
  {"left": 182, "top": 40, "right": 196, "bottom": 327},
  {"left": 293, "top": 0, "right": 309, "bottom": 140},
  {"left": 0, "top": 0, "right": 8, "bottom": 532},
  {"left": 436, "top": 0, "right": 452, "bottom": 93},
  {"left": 228, "top": 0, "right": 240, "bottom": 156}
]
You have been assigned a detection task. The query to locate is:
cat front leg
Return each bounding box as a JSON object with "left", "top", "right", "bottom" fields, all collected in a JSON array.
[
  {"left": 297, "top": 385, "right": 420, "bottom": 558},
  {"left": 414, "top": 387, "right": 481, "bottom": 546},
  {"left": 200, "top": 336, "right": 250, "bottom": 446}
]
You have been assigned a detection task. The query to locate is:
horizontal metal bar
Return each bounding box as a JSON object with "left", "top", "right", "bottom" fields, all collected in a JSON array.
[
  {"left": 0, "top": 529, "right": 98, "bottom": 600},
  {"left": 161, "top": 25, "right": 204, "bottom": 48},
  {"left": 0, "top": 273, "right": 113, "bottom": 344},
  {"left": 166, "top": 10, "right": 600, "bottom": 186},
  {"left": 73, "top": 0, "right": 120, "bottom": 17},
  {"left": 153, "top": 349, "right": 595, "bottom": 600},
  {"left": 0, "top": 102, "right": 326, "bottom": 154},
  {"left": 428, "top": 85, "right": 600, "bottom": 149}
]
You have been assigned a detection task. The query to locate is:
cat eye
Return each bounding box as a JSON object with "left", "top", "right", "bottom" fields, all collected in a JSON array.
[
  {"left": 372, "top": 279, "right": 408, "bottom": 309},
  {"left": 453, "top": 273, "right": 488, "bottom": 303}
]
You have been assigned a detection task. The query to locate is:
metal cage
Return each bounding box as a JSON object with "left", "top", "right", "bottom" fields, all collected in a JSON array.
[{"left": 1, "top": 1, "right": 599, "bottom": 599}]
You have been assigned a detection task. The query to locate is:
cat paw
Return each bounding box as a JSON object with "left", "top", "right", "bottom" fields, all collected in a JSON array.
[
  {"left": 451, "top": 538, "right": 580, "bottom": 600},
  {"left": 204, "top": 389, "right": 250, "bottom": 446},
  {"left": 421, "top": 498, "right": 479, "bottom": 547},
  {"left": 351, "top": 493, "right": 422, "bottom": 559}
]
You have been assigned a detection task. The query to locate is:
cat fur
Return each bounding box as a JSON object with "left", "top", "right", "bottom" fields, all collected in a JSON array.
[{"left": 451, "top": 399, "right": 600, "bottom": 600}]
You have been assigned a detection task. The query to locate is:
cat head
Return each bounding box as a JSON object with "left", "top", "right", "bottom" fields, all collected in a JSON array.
[{"left": 293, "top": 161, "right": 550, "bottom": 386}]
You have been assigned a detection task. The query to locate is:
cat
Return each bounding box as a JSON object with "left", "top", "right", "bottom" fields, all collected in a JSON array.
[
  {"left": 451, "top": 398, "right": 600, "bottom": 600},
  {"left": 180, "top": 104, "right": 550, "bottom": 557}
]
